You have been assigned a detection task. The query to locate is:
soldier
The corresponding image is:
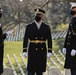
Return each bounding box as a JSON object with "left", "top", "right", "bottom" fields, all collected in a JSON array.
[
  {"left": 0, "top": 8, "right": 7, "bottom": 75},
  {"left": 23, "top": 8, "right": 52, "bottom": 75},
  {"left": 62, "top": 2, "right": 76, "bottom": 75},
  {"left": 0, "top": 8, "right": 14, "bottom": 75}
]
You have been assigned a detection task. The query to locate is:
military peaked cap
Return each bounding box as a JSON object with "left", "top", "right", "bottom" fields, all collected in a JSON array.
[
  {"left": 70, "top": 2, "right": 76, "bottom": 9},
  {"left": 35, "top": 8, "right": 45, "bottom": 15}
]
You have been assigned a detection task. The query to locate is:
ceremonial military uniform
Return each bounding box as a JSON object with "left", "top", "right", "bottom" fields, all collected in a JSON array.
[
  {"left": 64, "top": 17, "right": 76, "bottom": 69},
  {"left": 23, "top": 8, "right": 52, "bottom": 75},
  {"left": 23, "top": 21, "right": 52, "bottom": 72},
  {"left": 0, "top": 24, "right": 6, "bottom": 74},
  {"left": 62, "top": 2, "right": 76, "bottom": 75},
  {"left": 0, "top": 8, "right": 7, "bottom": 75}
]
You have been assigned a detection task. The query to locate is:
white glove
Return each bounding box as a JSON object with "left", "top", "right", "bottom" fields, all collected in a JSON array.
[
  {"left": 6, "top": 30, "right": 13, "bottom": 35},
  {"left": 62, "top": 48, "right": 66, "bottom": 54},
  {"left": 71, "top": 49, "right": 76, "bottom": 56},
  {"left": 23, "top": 52, "right": 28, "bottom": 58},
  {"left": 6, "top": 30, "right": 13, "bottom": 39},
  {"left": 47, "top": 53, "right": 52, "bottom": 58}
]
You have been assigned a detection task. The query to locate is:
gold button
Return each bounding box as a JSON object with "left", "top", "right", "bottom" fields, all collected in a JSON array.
[
  {"left": 67, "top": 43, "right": 70, "bottom": 45},
  {"left": 41, "top": 37, "right": 43, "bottom": 39},
  {"left": 35, "top": 37, "right": 37, "bottom": 39},
  {"left": 36, "top": 48, "right": 38, "bottom": 50},
  {"left": 41, "top": 48, "right": 43, "bottom": 50},
  {"left": 69, "top": 43, "right": 70, "bottom": 45},
  {"left": 68, "top": 36, "right": 71, "bottom": 38}
]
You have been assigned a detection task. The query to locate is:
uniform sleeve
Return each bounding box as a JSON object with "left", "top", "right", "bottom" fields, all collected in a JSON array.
[
  {"left": 47, "top": 26, "right": 52, "bottom": 53},
  {"left": 72, "top": 21, "right": 76, "bottom": 32},
  {"left": 63, "top": 31, "right": 69, "bottom": 48},
  {"left": 23, "top": 26, "right": 29, "bottom": 52},
  {"left": 0, "top": 27, "right": 6, "bottom": 40},
  {"left": 2, "top": 33, "right": 7, "bottom": 39},
  {"left": 71, "top": 20, "right": 76, "bottom": 49}
]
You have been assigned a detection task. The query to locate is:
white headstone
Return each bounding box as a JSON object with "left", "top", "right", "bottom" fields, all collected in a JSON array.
[
  {"left": 43, "top": 71, "right": 48, "bottom": 75},
  {"left": 48, "top": 67, "right": 61, "bottom": 75},
  {"left": 2, "top": 68, "right": 13, "bottom": 75},
  {"left": 64, "top": 69, "right": 71, "bottom": 75}
]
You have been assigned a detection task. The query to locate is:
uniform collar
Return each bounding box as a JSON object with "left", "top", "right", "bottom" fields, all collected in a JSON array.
[
  {"left": 34, "top": 20, "right": 42, "bottom": 29},
  {"left": 35, "top": 20, "right": 42, "bottom": 25}
]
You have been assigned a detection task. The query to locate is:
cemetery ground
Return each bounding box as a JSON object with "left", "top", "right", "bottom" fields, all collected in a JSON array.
[{"left": 4, "top": 39, "right": 65, "bottom": 75}]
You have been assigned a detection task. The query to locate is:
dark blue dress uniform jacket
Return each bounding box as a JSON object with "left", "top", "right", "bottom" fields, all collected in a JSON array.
[
  {"left": 23, "top": 22, "right": 52, "bottom": 72},
  {"left": 0, "top": 25, "right": 6, "bottom": 74},
  {"left": 63, "top": 17, "right": 76, "bottom": 69}
]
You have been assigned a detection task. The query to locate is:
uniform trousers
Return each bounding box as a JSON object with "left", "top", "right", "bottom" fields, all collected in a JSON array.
[
  {"left": 71, "top": 69, "right": 76, "bottom": 75},
  {"left": 28, "top": 71, "right": 43, "bottom": 75}
]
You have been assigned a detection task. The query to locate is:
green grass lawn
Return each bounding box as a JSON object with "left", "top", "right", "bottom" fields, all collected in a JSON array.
[
  {"left": 3, "top": 39, "right": 65, "bottom": 74},
  {"left": 4, "top": 41, "right": 23, "bottom": 57},
  {"left": 4, "top": 39, "right": 65, "bottom": 57}
]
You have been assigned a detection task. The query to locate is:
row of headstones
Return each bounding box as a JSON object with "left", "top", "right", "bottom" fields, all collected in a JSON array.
[
  {"left": 52, "top": 30, "right": 67, "bottom": 39},
  {"left": 7, "top": 52, "right": 63, "bottom": 72},
  {"left": 2, "top": 67, "right": 71, "bottom": 75},
  {"left": 5, "top": 54, "right": 27, "bottom": 75},
  {"left": 58, "top": 50, "right": 65, "bottom": 60},
  {"left": 5, "top": 27, "right": 25, "bottom": 41},
  {"left": 3, "top": 54, "right": 59, "bottom": 75},
  {"left": 5, "top": 27, "right": 67, "bottom": 41},
  {"left": 52, "top": 51, "right": 64, "bottom": 66},
  {"left": 47, "top": 50, "right": 65, "bottom": 67},
  {"left": 47, "top": 51, "right": 64, "bottom": 75},
  {"left": 3, "top": 50, "right": 65, "bottom": 75}
]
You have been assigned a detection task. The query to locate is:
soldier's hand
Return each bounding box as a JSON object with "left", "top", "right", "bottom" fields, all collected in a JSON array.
[
  {"left": 62, "top": 48, "right": 66, "bottom": 54},
  {"left": 23, "top": 52, "right": 28, "bottom": 58},
  {"left": 47, "top": 53, "right": 52, "bottom": 58},
  {"left": 6, "top": 28, "right": 16, "bottom": 36},
  {"left": 71, "top": 49, "right": 76, "bottom": 56},
  {"left": 6, "top": 30, "right": 13, "bottom": 35}
]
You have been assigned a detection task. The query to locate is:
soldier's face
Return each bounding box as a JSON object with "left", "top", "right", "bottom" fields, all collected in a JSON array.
[
  {"left": 38, "top": 14, "right": 43, "bottom": 20},
  {"left": 73, "top": 8, "right": 76, "bottom": 16},
  {"left": 70, "top": 7, "right": 76, "bottom": 16},
  {"left": 35, "top": 14, "right": 43, "bottom": 22},
  {"left": 72, "top": 7, "right": 76, "bottom": 12}
]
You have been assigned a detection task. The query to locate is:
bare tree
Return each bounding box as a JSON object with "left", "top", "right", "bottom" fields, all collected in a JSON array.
[{"left": 0, "top": 0, "right": 71, "bottom": 31}]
